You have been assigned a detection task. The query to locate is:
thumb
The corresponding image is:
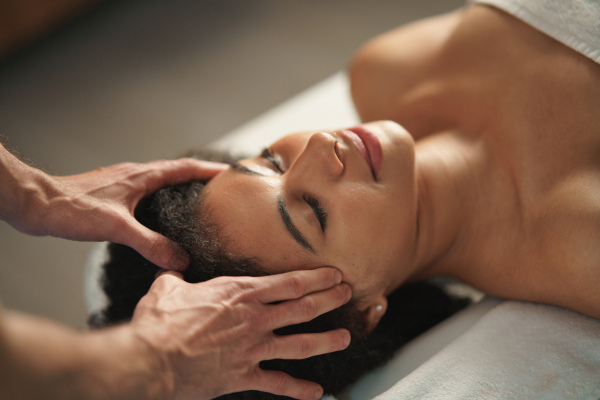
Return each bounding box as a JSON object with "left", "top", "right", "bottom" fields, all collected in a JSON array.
[{"left": 118, "top": 218, "right": 190, "bottom": 271}]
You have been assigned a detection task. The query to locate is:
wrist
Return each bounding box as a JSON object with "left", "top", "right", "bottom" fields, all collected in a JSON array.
[
  {"left": 1, "top": 311, "right": 172, "bottom": 400},
  {"left": 0, "top": 144, "right": 53, "bottom": 234},
  {"left": 126, "top": 323, "right": 177, "bottom": 399},
  {"left": 79, "top": 325, "right": 173, "bottom": 400}
]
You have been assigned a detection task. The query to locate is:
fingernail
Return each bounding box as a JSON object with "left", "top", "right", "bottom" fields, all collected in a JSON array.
[
  {"left": 313, "top": 388, "right": 323, "bottom": 400},
  {"left": 343, "top": 331, "right": 351, "bottom": 347},
  {"left": 345, "top": 285, "right": 352, "bottom": 303},
  {"left": 334, "top": 270, "right": 342, "bottom": 285}
]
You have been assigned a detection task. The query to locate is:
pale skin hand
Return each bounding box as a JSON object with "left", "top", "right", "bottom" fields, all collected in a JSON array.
[
  {"left": 0, "top": 268, "right": 351, "bottom": 400},
  {"left": 0, "top": 143, "right": 227, "bottom": 269},
  {"left": 0, "top": 143, "right": 352, "bottom": 399},
  {"left": 132, "top": 268, "right": 352, "bottom": 400}
]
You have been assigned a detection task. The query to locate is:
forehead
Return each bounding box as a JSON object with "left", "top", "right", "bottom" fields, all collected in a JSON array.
[{"left": 203, "top": 166, "right": 314, "bottom": 269}]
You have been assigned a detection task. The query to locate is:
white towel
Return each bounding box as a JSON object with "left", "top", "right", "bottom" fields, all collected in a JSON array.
[
  {"left": 373, "top": 301, "right": 600, "bottom": 400},
  {"left": 470, "top": 0, "right": 600, "bottom": 64}
]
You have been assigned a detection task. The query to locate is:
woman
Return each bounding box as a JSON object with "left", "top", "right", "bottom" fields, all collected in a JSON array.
[
  {"left": 190, "top": 1, "right": 600, "bottom": 321},
  {"left": 97, "top": 151, "right": 471, "bottom": 399},
  {"left": 98, "top": 1, "right": 600, "bottom": 398}
]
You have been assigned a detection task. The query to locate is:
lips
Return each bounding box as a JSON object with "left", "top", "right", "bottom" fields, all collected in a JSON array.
[{"left": 342, "top": 126, "right": 383, "bottom": 180}]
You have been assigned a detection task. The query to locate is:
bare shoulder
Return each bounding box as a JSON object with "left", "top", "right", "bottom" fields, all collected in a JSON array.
[
  {"left": 532, "top": 174, "right": 600, "bottom": 319},
  {"left": 348, "top": 9, "right": 465, "bottom": 127}
]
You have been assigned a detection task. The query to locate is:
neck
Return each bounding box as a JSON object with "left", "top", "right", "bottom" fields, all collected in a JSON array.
[{"left": 409, "top": 132, "right": 482, "bottom": 281}]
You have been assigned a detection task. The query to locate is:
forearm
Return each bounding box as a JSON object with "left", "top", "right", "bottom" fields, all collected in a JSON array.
[{"left": 0, "top": 308, "right": 169, "bottom": 400}]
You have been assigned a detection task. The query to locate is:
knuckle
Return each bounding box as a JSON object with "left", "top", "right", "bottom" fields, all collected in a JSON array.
[
  {"left": 224, "top": 278, "right": 256, "bottom": 301},
  {"left": 242, "top": 309, "right": 263, "bottom": 332},
  {"left": 106, "top": 162, "right": 136, "bottom": 175},
  {"left": 176, "top": 157, "right": 195, "bottom": 169},
  {"left": 208, "top": 277, "right": 260, "bottom": 309},
  {"left": 160, "top": 159, "right": 179, "bottom": 168},
  {"left": 288, "top": 274, "right": 306, "bottom": 298},
  {"left": 299, "top": 335, "right": 316, "bottom": 358},
  {"left": 248, "top": 336, "right": 271, "bottom": 361},
  {"left": 272, "top": 374, "right": 290, "bottom": 395},
  {"left": 147, "top": 160, "right": 177, "bottom": 179},
  {"left": 300, "top": 296, "right": 318, "bottom": 320}
]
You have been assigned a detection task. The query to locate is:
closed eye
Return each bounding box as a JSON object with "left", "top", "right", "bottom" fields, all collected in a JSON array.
[
  {"left": 303, "top": 195, "right": 328, "bottom": 231},
  {"left": 260, "top": 148, "right": 327, "bottom": 232},
  {"left": 261, "top": 148, "right": 285, "bottom": 173}
]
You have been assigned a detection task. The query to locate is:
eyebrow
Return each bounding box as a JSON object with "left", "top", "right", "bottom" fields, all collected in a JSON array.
[{"left": 230, "top": 162, "right": 315, "bottom": 254}]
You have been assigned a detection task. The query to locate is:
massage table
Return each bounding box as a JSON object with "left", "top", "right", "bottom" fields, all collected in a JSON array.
[{"left": 85, "top": 72, "right": 600, "bottom": 399}]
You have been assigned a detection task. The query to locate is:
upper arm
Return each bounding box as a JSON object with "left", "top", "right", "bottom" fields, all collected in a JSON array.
[{"left": 348, "top": 9, "right": 465, "bottom": 136}]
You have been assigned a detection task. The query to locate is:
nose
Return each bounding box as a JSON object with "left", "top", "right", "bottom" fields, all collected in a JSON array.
[{"left": 289, "top": 131, "right": 344, "bottom": 181}]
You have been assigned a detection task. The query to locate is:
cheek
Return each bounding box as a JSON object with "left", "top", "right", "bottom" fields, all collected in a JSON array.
[
  {"left": 326, "top": 183, "right": 415, "bottom": 289},
  {"left": 334, "top": 184, "right": 392, "bottom": 239},
  {"left": 328, "top": 186, "right": 392, "bottom": 262}
]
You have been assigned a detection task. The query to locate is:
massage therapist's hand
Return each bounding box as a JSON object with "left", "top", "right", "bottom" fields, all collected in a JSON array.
[
  {"left": 131, "top": 267, "right": 352, "bottom": 400},
  {"left": 0, "top": 143, "right": 227, "bottom": 269}
]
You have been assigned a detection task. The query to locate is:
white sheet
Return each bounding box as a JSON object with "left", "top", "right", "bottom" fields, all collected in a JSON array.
[
  {"left": 338, "top": 297, "right": 500, "bottom": 400},
  {"left": 373, "top": 301, "right": 600, "bottom": 400},
  {"left": 470, "top": 0, "right": 600, "bottom": 64}
]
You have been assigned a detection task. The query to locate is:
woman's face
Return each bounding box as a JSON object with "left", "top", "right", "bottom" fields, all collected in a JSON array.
[{"left": 203, "top": 120, "right": 417, "bottom": 302}]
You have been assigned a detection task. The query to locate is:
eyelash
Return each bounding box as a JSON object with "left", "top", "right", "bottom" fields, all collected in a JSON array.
[
  {"left": 304, "top": 195, "right": 328, "bottom": 231},
  {"left": 261, "top": 148, "right": 285, "bottom": 173},
  {"left": 261, "top": 147, "right": 328, "bottom": 232}
]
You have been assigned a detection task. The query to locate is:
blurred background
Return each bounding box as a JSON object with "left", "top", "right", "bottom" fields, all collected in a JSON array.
[{"left": 0, "top": 0, "right": 463, "bottom": 328}]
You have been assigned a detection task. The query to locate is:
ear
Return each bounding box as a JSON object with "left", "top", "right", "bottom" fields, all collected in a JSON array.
[{"left": 363, "top": 294, "right": 388, "bottom": 333}]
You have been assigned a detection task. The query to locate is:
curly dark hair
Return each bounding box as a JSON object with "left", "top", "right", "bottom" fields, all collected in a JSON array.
[{"left": 93, "top": 175, "right": 470, "bottom": 399}]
